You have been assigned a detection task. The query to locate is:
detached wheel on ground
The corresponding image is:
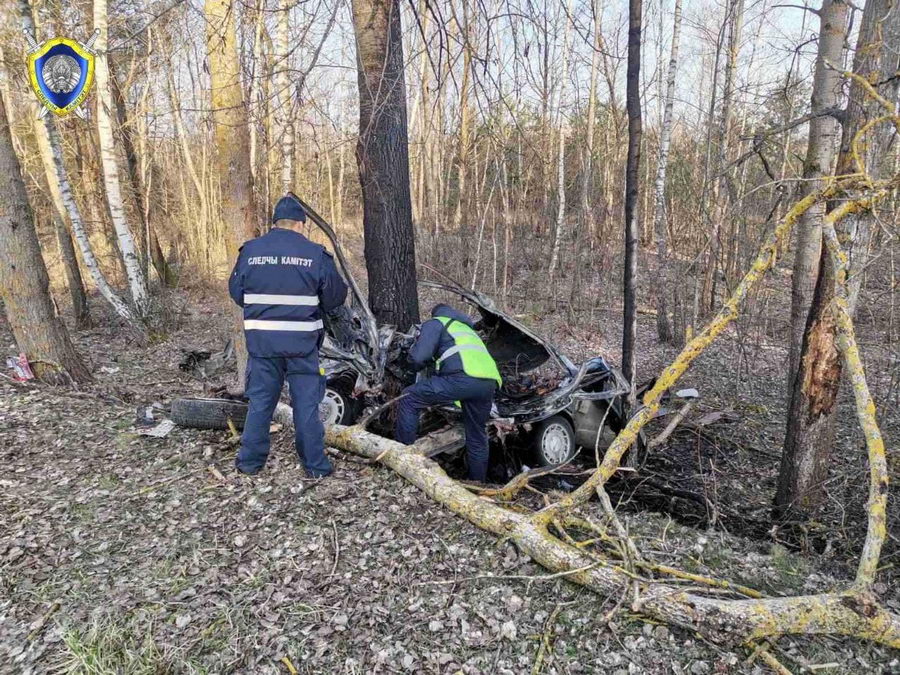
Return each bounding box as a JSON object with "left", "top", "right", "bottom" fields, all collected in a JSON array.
[
  {"left": 532, "top": 415, "right": 576, "bottom": 467},
  {"left": 170, "top": 397, "right": 248, "bottom": 430},
  {"left": 319, "top": 376, "right": 363, "bottom": 426}
]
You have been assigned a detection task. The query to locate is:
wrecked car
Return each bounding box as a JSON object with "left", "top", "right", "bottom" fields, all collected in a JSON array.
[{"left": 302, "top": 200, "right": 635, "bottom": 468}]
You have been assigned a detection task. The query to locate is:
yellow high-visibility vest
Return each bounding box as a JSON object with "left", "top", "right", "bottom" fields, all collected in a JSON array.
[{"left": 434, "top": 316, "right": 502, "bottom": 387}]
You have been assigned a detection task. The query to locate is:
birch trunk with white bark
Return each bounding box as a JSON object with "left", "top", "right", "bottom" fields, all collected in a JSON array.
[
  {"left": 44, "top": 120, "right": 142, "bottom": 329},
  {"left": 93, "top": 0, "right": 151, "bottom": 318},
  {"left": 19, "top": 0, "right": 141, "bottom": 329},
  {"left": 547, "top": 0, "right": 574, "bottom": 282},
  {"left": 275, "top": 0, "right": 294, "bottom": 193},
  {"left": 652, "top": 0, "right": 683, "bottom": 343}
]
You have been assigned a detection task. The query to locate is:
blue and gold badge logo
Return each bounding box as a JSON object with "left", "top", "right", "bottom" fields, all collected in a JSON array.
[{"left": 23, "top": 29, "right": 100, "bottom": 118}]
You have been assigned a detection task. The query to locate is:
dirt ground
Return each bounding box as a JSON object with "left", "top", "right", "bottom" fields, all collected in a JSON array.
[{"left": 2, "top": 283, "right": 899, "bottom": 674}]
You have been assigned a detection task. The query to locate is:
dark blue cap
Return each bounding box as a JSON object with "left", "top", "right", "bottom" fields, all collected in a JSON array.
[{"left": 272, "top": 195, "right": 307, "bottom": 223}]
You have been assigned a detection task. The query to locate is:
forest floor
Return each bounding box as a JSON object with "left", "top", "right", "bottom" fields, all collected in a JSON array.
[{"left": 1, "top": 284, "right": 899, "bottom": 674}]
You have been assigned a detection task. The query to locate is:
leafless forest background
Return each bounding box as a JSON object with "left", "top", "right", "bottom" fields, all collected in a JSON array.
[{"left": 5, "top": 0, "right": 900, "bottom": 386}]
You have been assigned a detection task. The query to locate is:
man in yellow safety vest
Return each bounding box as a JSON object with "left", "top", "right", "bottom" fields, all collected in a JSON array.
[{"left": 396, "top": 304, "right": 502, "bottom": 481}]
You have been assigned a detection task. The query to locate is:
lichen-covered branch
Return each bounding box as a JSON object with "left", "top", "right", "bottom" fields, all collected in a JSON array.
[
  {"left": 325, "top": 424, "right": 900, "bottom": 648},
  {"left": 819, "top": 179, "right": 900, "bottom": 586}
]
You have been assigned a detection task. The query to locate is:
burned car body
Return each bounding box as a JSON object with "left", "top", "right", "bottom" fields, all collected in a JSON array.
[{"left": 296, "top": 197, "right": 633, "bottom": 467}]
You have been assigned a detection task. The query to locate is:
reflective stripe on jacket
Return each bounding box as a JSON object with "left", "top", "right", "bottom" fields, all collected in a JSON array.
[
  {"left": 434, "top": 316, "right": 502, "bottom": 386},
  {"left": 228, "top": 227, "right": 348, "bottom": 357}
]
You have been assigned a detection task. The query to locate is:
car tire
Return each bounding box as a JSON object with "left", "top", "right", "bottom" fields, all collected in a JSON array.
[
  {"left": 532, "top": 415, "right": 577, "bottom": 467},
  {"left": 320, "top": 376, "right": 362, "bottom": 426},
  {"left": 170, "top": 397, "right": 249, "bottom": 430}
]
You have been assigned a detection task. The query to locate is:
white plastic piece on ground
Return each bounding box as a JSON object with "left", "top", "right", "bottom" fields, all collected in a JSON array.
[
  {"left": 675, "top": 388, "right": 699, "bottom": 399},
  {"left": 138, "top": 419, "right": 176, "bottom": 438}
]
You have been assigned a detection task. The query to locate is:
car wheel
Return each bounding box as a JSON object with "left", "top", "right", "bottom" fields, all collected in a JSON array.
[
  {"left": 170, "top": 397, "right": 249, "bottom": 430},
  {"left": 532, "top": 415, "right": 576, "bottom": 467},
  {"left": 319, "top": 377, "right": 362, "bottom": 426}
]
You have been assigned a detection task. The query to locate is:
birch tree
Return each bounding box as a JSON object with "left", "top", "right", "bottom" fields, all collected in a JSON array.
[
  {"left": 787, "top": 0, "right": 848, "bottom": 379},
  {"left": 110, "top": 68, "right": 174, "bottom": 286},
  {"left": 652, "top": 0, "right": 682, "bottom": 343},
  {"left": 275, "top": 0, "right": 294, "bottom": 192},
  {"left": 93, "top": 0, "right": 152, "bottom": 317},
  {"left": 547, "top": 0, "right": 574, "bottom": 283}
]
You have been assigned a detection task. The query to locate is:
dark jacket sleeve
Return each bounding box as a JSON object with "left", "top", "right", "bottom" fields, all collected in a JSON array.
[
  {"left": 319, "top": 250, "right": 349, "bottom": 313},
  {"left": 228, "top": 247, "right": 246, "bottom": 307},
  {"left": 409, "top": 318, "right": 444, "bottom": 371}
]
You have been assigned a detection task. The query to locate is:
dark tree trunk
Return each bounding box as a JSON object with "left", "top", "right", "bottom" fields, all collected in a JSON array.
[
  {"left": 55, "top": 215, "right": 91, "bottom": 329},
  {"left": 621, "top": 0, "right": 643, "bottom": 386},
  {"left": 351, "top": 0, "right": 420, "bottom": 331},
  {"left": 776, "top": 243, "right": 840, "bottom": 516},
  {"left": 0, "top": 96, "right": 91, "bottom": 384},
  {"left": 776, "top": 0, "right": 900, "bottom": 517}
]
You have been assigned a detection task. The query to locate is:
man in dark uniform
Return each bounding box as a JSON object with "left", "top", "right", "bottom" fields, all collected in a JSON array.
[
  {"left": 229, "top": 194, "right": 348, "bottom": 477},
  {"left": 396, "top": 304, "right": 502, "bottom": 481}
]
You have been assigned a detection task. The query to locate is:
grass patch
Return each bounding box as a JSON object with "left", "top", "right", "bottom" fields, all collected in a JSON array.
[
  {"left": 770, "top": 543, "right": 810, "bottom": 592},
  {"left": 59, "top": 615, "right": 176, "bottom": 674}
]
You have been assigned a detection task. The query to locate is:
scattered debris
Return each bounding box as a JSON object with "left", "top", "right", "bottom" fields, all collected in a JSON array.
[
  {"left": 135, "top": 402, "right": 166, "bottom": 428},
  {"left": 648, "top": 389, "right": 702, "bottom": 450},
  {"left": 178, "top": 349, "right": 212, "bottom": 372},
  {"left": 135, "top": 405, "right": 156, "bottom": 427},
  {"left": 137, "top": 419, "right": 176, "bottom": 438},
  {"left": 693, "top": 410, "right": 740, "bottom": 427},
  {"left": 178, "top": 340, "right": 235, "bottom": 379},
  {"left": 6, "top": 353, "right": 34, "bottom": 381}
]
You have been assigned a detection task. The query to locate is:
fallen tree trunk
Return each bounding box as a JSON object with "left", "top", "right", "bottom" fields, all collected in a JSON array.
[{"left": 324, "top": 423, "right": 900, "bottom": 648}]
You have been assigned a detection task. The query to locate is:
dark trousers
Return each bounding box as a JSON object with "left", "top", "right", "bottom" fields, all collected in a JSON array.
[
  {"left": 237, "top": 355, "right": 332, "bottom": 477},
  {"left": 395, "top": 373, "right": 496, "bottom": 481}
]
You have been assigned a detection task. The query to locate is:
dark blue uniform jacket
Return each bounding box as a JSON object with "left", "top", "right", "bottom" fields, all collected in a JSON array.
[
  {"left": 409, "top": 304, "right": 477, "bottom": 375},
  {"left": 228, "top": 228, "right": 348, "bottom": 358}
]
